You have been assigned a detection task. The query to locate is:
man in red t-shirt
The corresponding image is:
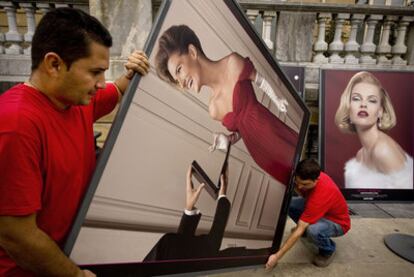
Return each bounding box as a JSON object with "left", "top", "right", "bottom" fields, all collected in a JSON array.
[
  {"left": 0, "top": 8, "right": 149, "bottom": 277},
  {"left": 266, "top": 159, "right": 350, "bottom": 269}
]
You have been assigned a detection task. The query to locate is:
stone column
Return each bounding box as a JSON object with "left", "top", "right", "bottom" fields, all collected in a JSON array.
[
  {"left": 313, "top": 13, "right": 331, "bottom": 63},
  {"left": 20, "top": 3, "right": 36, "bottom": 55},
  {"left": 360, "top": 14, "right": 382, "bottom": 65},
  {"left": 328, "top": 13, "right": 349, "bottom": 64},
  {"left": 246, "top": 9, "right": 262, "bottom": 35},
  {"left": 89, "top": 0, "right": 153, "bottom": 80},
  {"left": 406, "top": 16, "right": 414, "bottom": 65},
  {"left": 0, "top": 1, "right": 4, "bottom": 54},
  {"left": 376, "top": 16, "right": 398, "bottom": 65},
  {"left": 246, "top": 9, "right": 259, "bottom": 25},
  {"left": 0, "top": 32, "right": 4, "bottom": 54},
  {"left": 344, "top": 14, "right": 365, "bottom": 64},
  {"left": 262, "top": 10, "right": 276, "bottom": 51},
  {"left": 1, "top": 2, "right": 23, "bottom": 54},
  {"left": 391, "top": 16, "right": 414, "bottom": 65}
]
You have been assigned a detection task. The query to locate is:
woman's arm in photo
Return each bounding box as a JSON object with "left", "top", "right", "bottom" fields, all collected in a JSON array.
[{"left": 227, "top": 52, "right": 288, "bottom": 113}]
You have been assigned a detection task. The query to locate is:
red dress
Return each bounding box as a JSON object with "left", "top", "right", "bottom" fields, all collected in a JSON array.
[{"left": 222, "top": 58, "right": 298, "bottom": 185}]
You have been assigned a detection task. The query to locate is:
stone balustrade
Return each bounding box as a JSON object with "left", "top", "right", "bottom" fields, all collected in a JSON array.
[
  {"left": 0, "top": 1, "right": 89, "bottom": 82},
  {"left": 0, "top": 1, "right": 88, "bottom": 56},
  {"left": 239, "top": 1, "right": 414, "bottom": 67},
  {"left": 1, "top": 0, "right": 414, "bottom": 83},
  {"left": 0, "top": 0, "right": 153, "bottom": 83}
]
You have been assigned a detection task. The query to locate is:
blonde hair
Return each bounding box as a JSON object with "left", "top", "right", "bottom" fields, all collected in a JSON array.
[{"left": 335, "top": 71, "right": 396, "bottom": 133}]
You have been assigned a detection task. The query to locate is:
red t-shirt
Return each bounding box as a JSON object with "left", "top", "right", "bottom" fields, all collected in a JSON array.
[
  {"left": 300, "top": 172, "right": 351, "bottom": 233},
  {"left": 0, "top": 83, "right": 118, "bottom": 276}
]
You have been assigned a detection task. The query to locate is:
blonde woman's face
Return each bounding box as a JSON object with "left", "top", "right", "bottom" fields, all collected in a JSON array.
[{"left": 349, "top": 82, "right": 383, "bottom": 130}]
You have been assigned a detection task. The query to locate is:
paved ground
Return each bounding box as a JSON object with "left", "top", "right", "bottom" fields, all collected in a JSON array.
[{"left": 193, "top": 202, "right": 414, "bottom": 277}]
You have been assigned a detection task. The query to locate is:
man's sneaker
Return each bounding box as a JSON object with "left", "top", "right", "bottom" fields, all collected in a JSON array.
[{"left": 312, "top": 251, "right": 336, "bottom": 267}]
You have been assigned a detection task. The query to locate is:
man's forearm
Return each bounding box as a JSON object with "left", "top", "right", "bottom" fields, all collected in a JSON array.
[
  {"left": 2, "top": 227, "right": 82, "bottom": 277},
  {"left": 274, "top": 228, "right": 304, "bottom": 259},
  {"left": 114, "top": 74, "right": 132, "bottom": 97}
]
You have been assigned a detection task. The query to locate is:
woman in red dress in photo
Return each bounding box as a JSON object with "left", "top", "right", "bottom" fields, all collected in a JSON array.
[{"left": 155, "top": 25, "right": 298, "bottom": 184}]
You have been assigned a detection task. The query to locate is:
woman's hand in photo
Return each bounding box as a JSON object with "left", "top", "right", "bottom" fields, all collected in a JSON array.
[{"left": 208, "top": 132, "right": 229, "bottom": 152}]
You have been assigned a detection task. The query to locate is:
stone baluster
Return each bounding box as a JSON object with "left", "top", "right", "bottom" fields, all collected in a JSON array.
[
  {"left": 246, "top": 9, "right": 263, "bottom": 35},
  {"left": 328, "top": 13, "right": 349, "bottom": 64},
  {"left": 344, "top": 14, "right": 365, "bottom": 64},
  {"left": 262, "top": 11, "right": 276, "bottom": 51},
  {"left": 246, "top": 9, "right": 259, "bottom": 25},
  {"left": 313, "top": 13, "right": 331, "bottom": 63},
  {"left": 360, "top": 14, "right": 382, "bottom": 65},
  {"left": 0, "top": 32, "right": 4, "bottom": 54},
  {"left": 1, "top": 1, "right": 23, "bottom": 54},
  {"left": 376, "top": 16, "right": 397, "bottom": 65},
  {"left": 391, "top": 16, "right": 414, "bottom": 65},
  {"left": 0, "top": 2, "right": 4, "bottom": 53},
  {"left": 20, "top": 3, "right": 36, "bottom": 55}
]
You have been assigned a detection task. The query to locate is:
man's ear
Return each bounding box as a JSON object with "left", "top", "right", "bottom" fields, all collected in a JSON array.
[
  {"left": 188, "top": 44, "right": 198, "bottom": 59},
  {"left": 43, "top": 52, "right": 65, "bottom": 76}
]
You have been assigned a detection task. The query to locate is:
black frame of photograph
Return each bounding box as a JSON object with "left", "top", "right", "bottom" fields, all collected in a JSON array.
[
  {"left": 63, "top": 0, "right": 310, "bottom": 275},
  {"left": 280, "top": 65, "right": 305, "bottom": 99},
  {"left": 320, "top": 68, "right": 414, "bottom": 202}
]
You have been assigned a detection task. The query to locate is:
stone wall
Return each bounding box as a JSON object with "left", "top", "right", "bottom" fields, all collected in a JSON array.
[
  {"left": 89, "top": 0, "right": 152, "bottom": 78},
  {"left": 275, "top": 11, "right": 315, "bottom": 62},
  {"left": 88, "top": 0, "right": 153, "bottom": 146}
]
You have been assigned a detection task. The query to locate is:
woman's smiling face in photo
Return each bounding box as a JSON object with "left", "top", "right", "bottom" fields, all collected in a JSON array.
[{"left": 167, "top": 45, "right": 202, "bottom": 93}]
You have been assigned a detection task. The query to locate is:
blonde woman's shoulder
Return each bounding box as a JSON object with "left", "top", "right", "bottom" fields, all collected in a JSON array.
[
  {"left": 355, "top": 148, "right": 364, "bottom": 162},
  {"left": 372, "top": 134, "right": 406, "bottom": 173}
]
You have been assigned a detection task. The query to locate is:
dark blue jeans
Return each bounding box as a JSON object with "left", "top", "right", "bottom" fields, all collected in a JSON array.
[{"left": 289, "top": 197, "right": 344, "bottom": 256}]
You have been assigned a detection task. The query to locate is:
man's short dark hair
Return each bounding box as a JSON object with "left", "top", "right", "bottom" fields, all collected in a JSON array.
[
  {"left": 295, "top": 159, "right": 321, "bottom": 181},
  {"left": 31, "top": 7, "right": 112, "bottom": 70}
]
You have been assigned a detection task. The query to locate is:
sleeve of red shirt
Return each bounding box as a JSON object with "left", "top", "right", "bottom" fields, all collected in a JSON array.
[
  {"left": 300, "top": 191, "right": 332, "bottom": 224},
  {"left": 92, "top": 83, "right": 119, "bottom": 122},
  {"left": 0, "top": 130, "right": 42, "bottom": 216}
]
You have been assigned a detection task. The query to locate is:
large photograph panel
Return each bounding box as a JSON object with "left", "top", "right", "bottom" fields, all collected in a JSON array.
[
  {"left": 321, "top": 69, "right": 414, "bottom": 201},
  {"left": 66, "top": 0, "right": 309, "bottom": 275}
]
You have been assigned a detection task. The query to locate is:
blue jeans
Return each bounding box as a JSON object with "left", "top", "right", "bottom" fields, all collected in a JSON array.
[{"left": 289, "top": 197, "right": 344, "bottom": 256}]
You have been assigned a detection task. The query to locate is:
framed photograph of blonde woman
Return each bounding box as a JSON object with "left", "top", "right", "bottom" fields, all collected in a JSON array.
[{"left": 321, "top": 69, "right": 414, "bottom": 201}]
